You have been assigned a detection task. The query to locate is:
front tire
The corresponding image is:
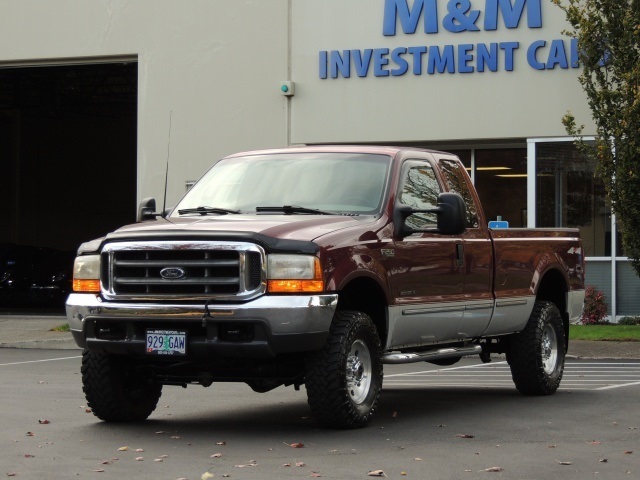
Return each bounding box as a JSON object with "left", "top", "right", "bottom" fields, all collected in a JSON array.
[
  {"left": 507, "top": 301, "right": 566, "bottom": 395},
  {"left": 81, "top": 350, "right": 162, "bottom": 422},
  {"left": 305, "top": 311, "right": 383, "bottom": 429}
]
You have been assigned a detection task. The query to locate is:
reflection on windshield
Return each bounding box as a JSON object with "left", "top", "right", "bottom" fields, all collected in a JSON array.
[{"left": 172, "top": 153, "right": 391, "bottom": 216}]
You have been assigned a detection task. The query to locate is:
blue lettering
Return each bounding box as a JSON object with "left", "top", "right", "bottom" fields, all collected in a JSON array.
[
  {"left": 319, "top": 51, "right": 328, "bottom": 79},
  {"left": 391, "top": 47, "right": 409, "bottom": 75},
  {"left": 477, "top": 43, "right": 498, "bottom": 71},
  {"left": 427, "top": 45, "right": 455, "bottom": 74},
  {"left": 374, "top": 48, "right": 391, "bottom": 76},
  {"left": 330, "top": 50, "right": 351, "bottom": 78},
  {"left": 500, "top": 41, "right": 519, "bottom": 71},
  {"left": 353, "top": 49, "right": 373, "bottom": 77},
  {"left": 443, "top": 0, "right": 480, "bottom": 33},
  {"left": 407, "top": 46, "right": 427, "bottom": 74},
  {"left": 485, "top": 0, "right": 542, "bottom": 30},
  {"left": 458, "top": 44, "right": 474, "bottom": 73},
  {"left": 527, "top": 40, "right": 546, "bottom": 70},
  {"left": 383, "top": 0, "right": 439, "bottom": 36},
  {"left": 546, "top": 39, "right": 569, "bottom": 69}
]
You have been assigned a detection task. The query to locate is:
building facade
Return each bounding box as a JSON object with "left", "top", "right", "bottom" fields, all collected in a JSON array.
[{"left": 0, "top": 0, "right": 635, "bottom": 317}]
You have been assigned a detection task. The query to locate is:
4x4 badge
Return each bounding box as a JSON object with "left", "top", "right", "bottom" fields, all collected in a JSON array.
[{"left": 160, "top": 267, "right": 186, "bottom": 279}]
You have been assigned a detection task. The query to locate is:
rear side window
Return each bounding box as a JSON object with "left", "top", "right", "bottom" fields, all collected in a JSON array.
[{"left": 438, "top": 159, "right": 479, "bottom": 228}]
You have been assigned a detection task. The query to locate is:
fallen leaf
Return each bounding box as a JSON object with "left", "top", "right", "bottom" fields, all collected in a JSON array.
[
  {"left": 216, "top": 441, "right": 226, "bottom": 446},
  {"left": 117, "top": 446, "right": 129, "bottom": 451},
  {"left": 624, "top": 451, "right": 633, "bottom": 454},
  {"left": 26, "top": 432, "right": 35, "bottom": 436},
  {"left": 201, "top": 473, "right": 215, "bottom": 480},
  {"left": 155, "top": 431, "right": 165, "bottom": 435},
  {"left": 437, "top": 424, "right": 446, "bottom": 428},
  {"left": 100, "top": 460, "right": 112, "bottom": 465},
  {"left": 555, "top": 460, "right": 572, "bottom": 465},
  {"left": 589, "top": 441, "right": 602, "bottom": 445},
  {"left": 296, "top": 462, "right": 306, "bottom": 467},
  {"left": 211, "top": 453, "right": 223, "bottom": 458},
  {"left": 310, "top": 474, "right": 322, "bottom": 478},
  {"left": 289, "top": 442, "right": 305, "bottom": 448},
  {"left": 222, "top": 475, "right": 231, "bottom": 478},
  {"left": 367, "top": 470, "right": 387, "bottom": 477},
  {"left": 85, "top": 409, "right": 92, "bottom": 413},
  {"left": 38, "top": 420, "right": 50, "bottom": 425},
  {"left": 135, "top": 457, "right": 144, "bottom": 461},
  {"left": 283, "top": 463, "right": 292, "bottom": 467},
  {"left": 455, "top": 434, "right": 475, "bottom": 439},
  {"left": 24, "top": 454, "right": 34, "bottom": 458},
  {"left": 401, "top": 473, "right": 407, "bottom": 476},
  {"left": 135, "top": 449, "right": 144, "bottom": 453},
  {"left": 548, "top": 445, "right": 557, "bottom": 448},
  {"left": 7, "top": 474, "right": 17, "bottom": 477},
  {"left": 330, "top": 450, "right": 339, "bottom": 453},
  {"left": 599, "top": 459, "right": 608, "bottom": 463},
  {"left": 93, "top": 469, "right": 105, "bottom": 473},
  {"left": 154, "top": 458, "right": 163, "bottom": 462},
  {"left": 484, "top": 467, "right": 504, "bottom": 472},
  {"left": 392, "top": 411, "right": 398, "bottom": 418},
  {"left": 234, "top": 461, "right": 257, "bottom": 468},
  {"left": 414, "top": 457, "right": 423, "bottom": 461}
]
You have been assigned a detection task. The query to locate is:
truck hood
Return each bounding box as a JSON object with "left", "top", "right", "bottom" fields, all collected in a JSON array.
[{"left": 107, "top": 214, "right": 374, "bottom": 243}]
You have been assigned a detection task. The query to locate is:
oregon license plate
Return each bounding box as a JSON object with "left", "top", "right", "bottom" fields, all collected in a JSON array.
[{"left": 146, "top": 329, "right": 186, "bottom": 355}]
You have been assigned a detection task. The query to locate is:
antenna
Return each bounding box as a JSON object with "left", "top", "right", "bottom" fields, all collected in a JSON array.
[{"left": 162, "top": 111, "right": 172, "bottom": 218}]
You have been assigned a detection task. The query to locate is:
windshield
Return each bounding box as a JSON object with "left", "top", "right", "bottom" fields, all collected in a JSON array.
[{"left": 172, "top": 153, "right": 391, "bottom": 216}]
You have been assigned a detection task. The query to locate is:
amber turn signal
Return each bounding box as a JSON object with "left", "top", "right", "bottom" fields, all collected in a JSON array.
[
  {"left": 73, "top": 279, "right": 101, "bottom": 293},
  {"left": 267, "top": 279, "right": 324, "bottom": 293}
]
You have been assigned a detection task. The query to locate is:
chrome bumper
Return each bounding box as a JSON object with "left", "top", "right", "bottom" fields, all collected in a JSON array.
[{"left": 66, "top": 293, "right": 338, "bottom": 353}]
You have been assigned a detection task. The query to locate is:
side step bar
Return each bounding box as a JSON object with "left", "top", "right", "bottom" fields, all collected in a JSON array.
[{"left": 383, "top": 345, "right": 483, "bottom": 364}]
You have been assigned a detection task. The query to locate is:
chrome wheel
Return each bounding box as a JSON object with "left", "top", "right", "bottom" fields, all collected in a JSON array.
[
  {"left": 346, "top": 339, "right": 372, "bottom": 404},
  {"left": 541, "top": 323, "right": 558, "bottom": 375}
]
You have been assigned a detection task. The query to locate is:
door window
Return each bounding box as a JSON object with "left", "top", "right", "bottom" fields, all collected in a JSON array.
[{"left": 398, "top": 161, "right": 441, "bottom": 230}]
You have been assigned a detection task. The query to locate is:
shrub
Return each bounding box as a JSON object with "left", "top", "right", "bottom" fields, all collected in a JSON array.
[
  {"left": 618, "top": 316, "right": 640, "bottom": 326},
  {"left": 580, "top": 285, "right": 608, "bottom": 325}
]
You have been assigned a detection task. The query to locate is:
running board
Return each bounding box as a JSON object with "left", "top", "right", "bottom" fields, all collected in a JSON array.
[{"left": 383, "top": 345, "right": 483, "bottom": 364}]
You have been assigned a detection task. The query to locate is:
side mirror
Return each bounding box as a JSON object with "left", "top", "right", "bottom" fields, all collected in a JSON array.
[
  {"left": 137, "top": 197, "right": 161, "bottom": 222},
  {"left": 394, "top": 192, "right": 466, "bottom": 238}
]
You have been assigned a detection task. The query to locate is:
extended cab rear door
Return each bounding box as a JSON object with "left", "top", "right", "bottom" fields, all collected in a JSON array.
[{"left": 435, "top": 154, "right": 494, "bottom": 338}]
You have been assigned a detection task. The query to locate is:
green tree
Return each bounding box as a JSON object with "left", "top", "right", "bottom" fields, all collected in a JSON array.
[{"left": 553, "top": 1, "right": 640, "bottom": 275}]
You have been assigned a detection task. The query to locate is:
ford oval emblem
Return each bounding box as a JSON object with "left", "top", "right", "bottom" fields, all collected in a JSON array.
[{"left": 160, "top": 267, "right": 186, "bottom": 280}]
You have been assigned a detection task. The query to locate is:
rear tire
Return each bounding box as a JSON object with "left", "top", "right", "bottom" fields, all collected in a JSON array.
[
  {"left": 507, "top": 301, "right": 566, "bottom": 395},
  {"left": 81, "top": 350, "right": 162, "bottom": 422},
  {"left": 305, "top": 311, "right": 383, "bottom": 429}
]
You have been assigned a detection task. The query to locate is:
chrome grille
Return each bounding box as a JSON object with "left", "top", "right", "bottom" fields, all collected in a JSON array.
[{"left": 101, "top": 241, "right": 265, "bottom": 301}]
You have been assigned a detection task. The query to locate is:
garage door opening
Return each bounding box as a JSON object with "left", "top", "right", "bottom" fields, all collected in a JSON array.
[{"left": 0, "top": 61, "right": 137, "bottom": 310}]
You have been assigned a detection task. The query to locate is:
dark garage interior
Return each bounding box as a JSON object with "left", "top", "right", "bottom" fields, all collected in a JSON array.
[{"left": 0, "top": 62, "right": 138, "bottom": 309}]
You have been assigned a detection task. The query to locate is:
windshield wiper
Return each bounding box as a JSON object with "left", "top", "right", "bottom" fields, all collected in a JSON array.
[
  {"left": 256, "top": 205, "right": 334, "bottom": 215},
  {"left": 177, "top": 206, "right": 241, "bottom": 216}
]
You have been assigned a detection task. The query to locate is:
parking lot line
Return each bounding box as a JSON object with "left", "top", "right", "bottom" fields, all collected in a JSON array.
[{"left": 0, "top": 355, "right": 81, "bottom": 367}]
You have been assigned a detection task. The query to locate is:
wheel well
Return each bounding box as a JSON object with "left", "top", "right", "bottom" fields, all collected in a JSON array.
[
  {"left": 337, "top": 277, "right": 388, "bottom": 347},
  {"left": 536, "top": 268, "right": 570, "bottom": 348}
]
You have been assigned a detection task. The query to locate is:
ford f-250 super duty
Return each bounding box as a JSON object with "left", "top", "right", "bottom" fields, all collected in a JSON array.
[{"left": 67, "top": 145, "right": 585, "bottom": 428}]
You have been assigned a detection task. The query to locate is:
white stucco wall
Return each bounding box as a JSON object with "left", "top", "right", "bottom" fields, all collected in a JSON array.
[
  {"left": 290, "top": 0, "right": 595, "bottom": 144},
  {"left": 0, "top": 0, "right": 290, "bottom": 208},
  {"left": 0, "top": 0, "right": 596, "bottom": 207}
]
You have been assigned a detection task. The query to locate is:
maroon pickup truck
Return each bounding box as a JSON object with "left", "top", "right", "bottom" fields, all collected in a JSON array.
[{"left": 67, "top": 145, "right": 585, "bottom": 428}]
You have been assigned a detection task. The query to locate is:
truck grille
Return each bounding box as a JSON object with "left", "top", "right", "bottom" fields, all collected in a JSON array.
[{"left": 100, "top": 241, "right": 265, "bottom": 301}]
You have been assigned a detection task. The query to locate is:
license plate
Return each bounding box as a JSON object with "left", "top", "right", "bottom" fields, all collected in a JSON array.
[{"left": 146, "top": 329, "right": 187, "bottom": 355}]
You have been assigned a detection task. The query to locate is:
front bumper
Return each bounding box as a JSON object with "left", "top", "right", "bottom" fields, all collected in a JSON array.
[{"left": 66, "top": 293, "right": 338, "bottom": 358}]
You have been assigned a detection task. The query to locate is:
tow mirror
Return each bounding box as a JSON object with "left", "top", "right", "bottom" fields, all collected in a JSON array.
[
  {"left": 137, "top": 197, "right": 161, "bottom": 222},
  {"left": 394, "top": 192, "right": 466, "bottom": 238}
]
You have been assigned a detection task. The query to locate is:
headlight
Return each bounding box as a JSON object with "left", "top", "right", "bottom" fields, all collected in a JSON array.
[
  {"left": 267, "top": 254, "right": 324, "bottom": 293},
  {"left": 72, "top": 255, "right": 101, "bottom": 293}
]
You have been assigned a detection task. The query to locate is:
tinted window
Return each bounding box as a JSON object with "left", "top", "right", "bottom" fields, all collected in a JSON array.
[{"left": 439, "top": 159, "right": 478, "bottom": 228}]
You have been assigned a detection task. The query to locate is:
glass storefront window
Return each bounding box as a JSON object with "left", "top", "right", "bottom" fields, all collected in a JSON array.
[
  {"left": 535, "top": 142, "right": 609, "bottom": 257},
  {"left": 474, "top": 149, "right": 528, "bottom": 227}
]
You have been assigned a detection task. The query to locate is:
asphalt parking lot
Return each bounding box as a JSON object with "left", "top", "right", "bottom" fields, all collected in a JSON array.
[{"left": 1, "top": 349, "right": 638, "bottom": 480}]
